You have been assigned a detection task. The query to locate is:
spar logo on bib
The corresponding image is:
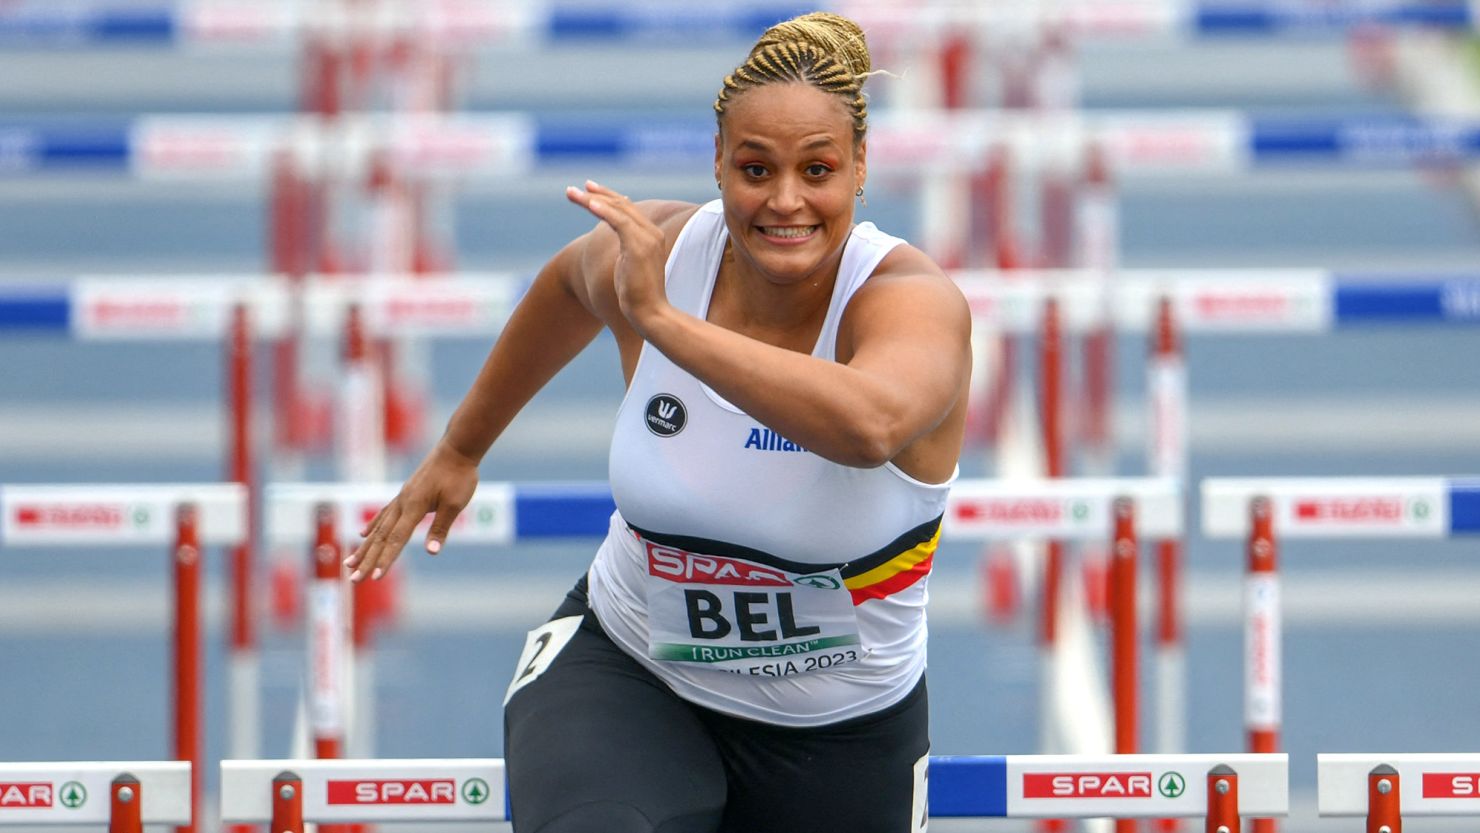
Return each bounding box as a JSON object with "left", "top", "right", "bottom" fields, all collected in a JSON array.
[
  {"left": 644, "top": 394, "right": 686, "bottom": 437},
  {"left": 647, "top": 542, "right": 790, "bottom": 587}
]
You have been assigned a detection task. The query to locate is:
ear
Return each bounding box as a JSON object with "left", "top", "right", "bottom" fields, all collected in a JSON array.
[
  {"left": 854, "top": 138, "right": 867, "bottom": 193},
  {"left": 714, "top": 131, "right": 723, "bottom": 187}
]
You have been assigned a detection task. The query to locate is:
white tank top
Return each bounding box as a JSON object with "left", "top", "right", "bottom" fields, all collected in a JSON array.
[{"left": 588, "top": 200, "right": 955, "bottom": 726}]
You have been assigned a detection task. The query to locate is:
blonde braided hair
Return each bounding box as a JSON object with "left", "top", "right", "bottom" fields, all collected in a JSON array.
[{"left": 714, "top": 12, "right": 872, "bottom": 145}]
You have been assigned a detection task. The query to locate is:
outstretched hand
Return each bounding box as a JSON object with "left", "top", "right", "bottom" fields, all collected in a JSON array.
[
  {"left": 566, "top": 180, "right": 670, "bottom": 334},
  {"left": 345, "top": 443, "right": 479, "bottom": 582}
]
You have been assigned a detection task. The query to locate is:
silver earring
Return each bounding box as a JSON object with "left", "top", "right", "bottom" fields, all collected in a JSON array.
[{"left": 856, "top": 186, "right": 866, "bottom": 207}]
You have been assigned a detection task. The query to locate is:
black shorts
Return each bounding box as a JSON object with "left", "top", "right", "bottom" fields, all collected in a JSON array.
[{"left": 503, "top": 577, "right": 930, "bottom": 833}]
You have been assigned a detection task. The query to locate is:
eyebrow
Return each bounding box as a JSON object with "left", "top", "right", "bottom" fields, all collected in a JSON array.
[{"left": 736, "top": 136, "right": 842, "bottom": 153}]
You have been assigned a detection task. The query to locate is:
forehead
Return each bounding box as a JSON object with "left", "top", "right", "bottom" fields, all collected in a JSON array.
[{"left": 719, "top": 82, "right": 855, "bottom": 151}]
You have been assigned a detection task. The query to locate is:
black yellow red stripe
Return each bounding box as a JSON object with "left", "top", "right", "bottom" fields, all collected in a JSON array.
[{"left": 843, "top": 525, "right": 940, "bottom": 604}]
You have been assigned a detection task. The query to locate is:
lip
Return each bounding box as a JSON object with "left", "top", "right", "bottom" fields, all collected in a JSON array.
[{"left": 756, "top": 225, "right": 820, "bottom": 245}]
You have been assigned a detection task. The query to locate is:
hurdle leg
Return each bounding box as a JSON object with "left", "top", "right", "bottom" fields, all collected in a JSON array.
[
  {"left": 1038, "top": 296, "right": 1068, "bottom": 833},
  {"left": 1367, "top": 765, "right": 1401, "bottom": 833},
  {"left": 1245, "top": 498, "right": 1280, "bottom": 833},
  {"left": 272, "top": 771, "right": 305, "bottom": 833},
  {"left": 1206, "top": 765, "right": 1239, "bottom": 833},
  {"left": 173, "top": 506, "right": 202, "bottom": 833},
  {"left": 309, "top": 503, "right": 348, "bottom": 762},
  {"left": 1149, "top": 294, "right": 1188, "bottom": 833},
  {"left": 110, "top": 774, "right": 142, "bottom": 833},
  {"left": 227, "top": 301, "right": 263, "bottom": 833},
  {"left": 1111, "top": 498, "right": 1139, "bottom": 833}
]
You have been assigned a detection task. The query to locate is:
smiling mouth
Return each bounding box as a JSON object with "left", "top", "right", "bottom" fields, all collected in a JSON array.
[{"left": 759, "top": 225, "right": 819, "bottom": 240}]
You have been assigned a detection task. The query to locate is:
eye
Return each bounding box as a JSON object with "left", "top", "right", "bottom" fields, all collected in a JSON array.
[
  {"left": 805, "top": 163, "right": 833, "bottom": 177},
  {"left": 741, "top": 163, "right": 767, "bottom": 178}
]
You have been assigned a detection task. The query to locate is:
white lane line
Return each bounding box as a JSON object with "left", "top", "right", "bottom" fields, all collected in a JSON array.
[
  {"left": 1, "top": 571, "right": 1476, "bottom": 634},
  {"left": 4, "top": 396, "right": 1480, "bottom": 461}
]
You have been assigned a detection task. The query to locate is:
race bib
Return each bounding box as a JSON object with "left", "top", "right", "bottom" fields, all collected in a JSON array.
[{"left": 640, "top": 535, "right": 863, "bottom": 676}]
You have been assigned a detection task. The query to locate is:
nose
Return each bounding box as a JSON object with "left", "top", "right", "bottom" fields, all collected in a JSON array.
[{"left": 766, "top": 173, "right": 804, "bottom": 215}]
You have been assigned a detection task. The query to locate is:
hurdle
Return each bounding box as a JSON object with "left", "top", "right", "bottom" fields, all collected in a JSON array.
[
  {"left": 1319, "top": 753, "right": 1480, "bottom": 832},
  {"left": 264, "top": 481, "right": 614, "bottom": 766},
  {"left": 0, "top": 271, "right": 522, "bottom": 737},
  {"left": 0, "top": 485, "right": 245, "bottom": 833},
  {"left": 1201, "top": 478, "right": 1480, "bottom": 833},
  {"left": 219, "top": 753, "right": 1286, "bottom": 828},
  {"left": 266, "top": 476, "right": 1178, "bottom": 812},
  {"left": 0, "top": 762, "right": 191, "bottom": 832}
]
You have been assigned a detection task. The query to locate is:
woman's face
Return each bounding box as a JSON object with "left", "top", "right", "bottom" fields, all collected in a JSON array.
[{"left": 715, "top": 82, "right": 866, "bottom": 289}]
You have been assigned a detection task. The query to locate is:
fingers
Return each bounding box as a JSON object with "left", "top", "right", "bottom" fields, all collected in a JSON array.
[
  {"left": 425, "top": 501, "right": 464, "bottom": 555},
  {"left": 566, "top": 180, "right": 640, "bottom": 227},
  {"left": 348, "top": 497, "right": 422, "bottom": 583},
  {"left": 346, "top": 502, "right": 398, "bottom": 572}
]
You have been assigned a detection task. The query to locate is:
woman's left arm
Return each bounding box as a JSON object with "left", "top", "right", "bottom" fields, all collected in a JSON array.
[{"left": 570, "top": 180, "right": 970, "bottom": 468}]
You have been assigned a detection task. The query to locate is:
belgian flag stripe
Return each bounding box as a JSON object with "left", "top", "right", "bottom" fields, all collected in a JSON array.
[{"left": 843, "top": 526, "right": 940, "bottom": 604}]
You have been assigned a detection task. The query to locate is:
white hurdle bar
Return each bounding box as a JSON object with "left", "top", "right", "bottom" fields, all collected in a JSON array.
[
  {"left": 221, "top": 753, "right": 1286, "bottom": 826},
  {"left": 1201, "top": 477, "right": 1480, "bottom": 539},
  {"left": 0, "top": 484, "right": 248, "bottom": 546},
  {"left": 946, "top": 477, "right": 1182, "bottom": 540},
  {"left": 1319, "top": 753, "right": 1480, "bottom": 830},
  {"left": 267, "top": 477, "right": 1181, "bottom": 549},
  {"left": 0, "top": 762, "right": 191, "bottom": 829}
]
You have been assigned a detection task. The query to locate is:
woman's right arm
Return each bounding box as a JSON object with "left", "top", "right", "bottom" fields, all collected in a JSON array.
[{"left": 346, "top": 234, "right": 606, "bottom": 581}]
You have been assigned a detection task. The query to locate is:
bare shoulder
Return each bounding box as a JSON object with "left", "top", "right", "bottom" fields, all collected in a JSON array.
[{"left": 851, "top": 243, "right": 969, "bottom": 323}]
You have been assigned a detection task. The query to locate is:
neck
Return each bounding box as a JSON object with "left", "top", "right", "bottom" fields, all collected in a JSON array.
[{"left": 710, "top": 242, "right": 841, "bottom": 349}]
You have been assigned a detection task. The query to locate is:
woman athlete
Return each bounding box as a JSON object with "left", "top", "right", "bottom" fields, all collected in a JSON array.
[{"left": 347, "top": 11, "right": 972, "bottom": 832}]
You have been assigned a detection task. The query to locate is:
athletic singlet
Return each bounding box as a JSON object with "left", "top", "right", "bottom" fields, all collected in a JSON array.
[{"left": 586, "top": 200, "right": 956, "bottom": 727}]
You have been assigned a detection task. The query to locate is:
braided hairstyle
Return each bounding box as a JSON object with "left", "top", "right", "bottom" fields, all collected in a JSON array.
[{"left": 714, "top": 12, "right": 872, "bottom": 145}]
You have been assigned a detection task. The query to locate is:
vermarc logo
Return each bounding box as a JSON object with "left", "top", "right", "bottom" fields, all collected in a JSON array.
[{"left": 645, "top": 394, "right": 687, "bottom": 437}]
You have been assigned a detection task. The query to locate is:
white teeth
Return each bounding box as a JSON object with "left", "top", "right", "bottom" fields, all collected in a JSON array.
[{"left": 762, "top": 226, "right": 817, "bottom": 239}]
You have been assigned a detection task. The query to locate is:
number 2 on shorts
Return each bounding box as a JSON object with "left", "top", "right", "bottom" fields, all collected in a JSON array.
[{"left": 503, "top": 615, "right": 583, "bottom": 706}]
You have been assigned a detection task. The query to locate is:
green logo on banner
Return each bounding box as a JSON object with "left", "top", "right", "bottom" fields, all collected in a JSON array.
[
  {"left": 1072, "top": 501, "right": 1090, "bottom": 521},
  {"left": 59, "top": 782, "right": 87, "bottom": 809},
  {"left": 462, "top": 778, "right": 489, "bottom": 805},
  {"left": 1411, "top": 499, "right": 1431, "bottom": 520},
  {"left": 478, "top": 505, "right": 495, "bottom": 525},
  {"left": 132, "top": 506, "right": 150, "bottom": 527},
  {"left": 1158, "top": 772, "right": 1186, "bottom": 799}
]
